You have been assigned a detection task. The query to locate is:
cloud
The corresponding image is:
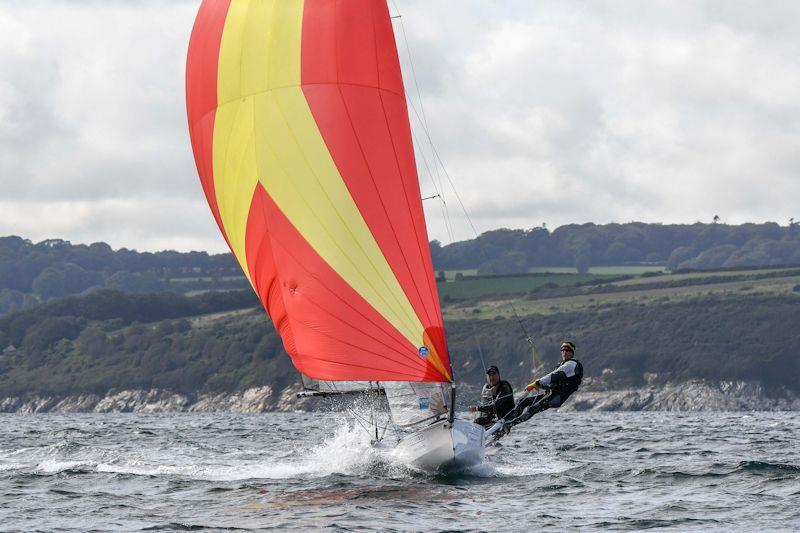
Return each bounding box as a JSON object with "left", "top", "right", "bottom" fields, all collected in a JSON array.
[
  {"left": 1, "top": 0, "right": 799, "bottom": 252},
  {"left": 397, "top": 0, "right": 800, "bottom": 240},
  {"left": 0, "top": 1, "right": 220, "bottom": 250}
]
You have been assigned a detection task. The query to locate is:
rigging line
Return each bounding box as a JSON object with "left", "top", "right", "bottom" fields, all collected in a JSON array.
[
  {"left": 411, "top": 106, "right": 450, "bottom": 241},
  {"left": 410, "top": 91, "right": 537, "bottom": 344},
  {"left": 395, "top": 12, "right": 452, "bottom": 241},
  {"left": 390, "top": 0, "right": 536, "bottom": 351},
  {"left": 471, "top": 321, "right": 488, "bottom": 373},
  {"left": 406, "top": 98, "right": 479, "bottom": 237},
  {"left": 409, "top": 93, "right": 537, "bottom": 344},
  {"left": 348, "top": 407, "right": 392, "bottom": 435},
  {"left": 440, "top": 196, "right": 456, "bottom": 245},
  {"left": 391, "top": 0, "right": 431, "bottom": 135},
  {"left": 410, "top": 128, "right": 443, "bottom": 199},
  {"left": 340, "top": 392, "right": 393, "bottom": 434},
  {"left": 410, "top": 128, "right": 455, "bottom": 243},
  {"left": 391, "top": 0, "right": 454, "bottom": 245}
]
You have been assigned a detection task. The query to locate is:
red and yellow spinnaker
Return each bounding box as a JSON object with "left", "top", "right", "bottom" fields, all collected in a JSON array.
[{"left": 186, "top": 0, "right": 451, "bottom": 382}]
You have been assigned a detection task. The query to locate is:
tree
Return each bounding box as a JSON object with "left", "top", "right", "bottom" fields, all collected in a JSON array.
[
  {"left": 574, "top": 253, "right": 590, "bottom": 274},
  {"left": 667, "top": 246, "right": 695, "bottom": 271},
  {"left": 22, "top": 316, "right": 81, "bottom": 351}
]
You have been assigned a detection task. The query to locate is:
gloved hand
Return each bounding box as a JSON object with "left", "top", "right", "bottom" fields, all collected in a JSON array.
[
  {"left": 467, "top": 405, "right": 478, "bottom": 413},
  {"left": 525, "top": 380, "right": 540, "bottom": 392}
]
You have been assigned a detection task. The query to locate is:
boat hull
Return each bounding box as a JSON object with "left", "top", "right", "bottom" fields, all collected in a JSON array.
[{"left": 393, "top": 419, "right": 484, "bottom": 471}]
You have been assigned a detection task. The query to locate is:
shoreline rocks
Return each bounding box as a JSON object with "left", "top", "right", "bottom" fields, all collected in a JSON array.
[
  {"left": 0, "top": 380, "right": 797, "bottom": 414},
  {"left": 563, "top": 380, "right": 800, "bottom": 411}
]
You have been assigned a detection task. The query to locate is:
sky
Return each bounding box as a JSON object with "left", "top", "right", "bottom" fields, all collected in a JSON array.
[{"left": 1, "top": 0, "right": 798, "bottom": 253}]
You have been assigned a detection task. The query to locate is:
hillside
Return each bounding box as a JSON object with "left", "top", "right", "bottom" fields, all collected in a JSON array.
[{"left": 1, "top": 266, "right": 798, "bottom": 410}]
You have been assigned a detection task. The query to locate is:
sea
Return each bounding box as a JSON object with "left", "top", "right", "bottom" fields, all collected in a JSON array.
[{"left": 0, "top": 411, "right": 798, "bottom": 532}]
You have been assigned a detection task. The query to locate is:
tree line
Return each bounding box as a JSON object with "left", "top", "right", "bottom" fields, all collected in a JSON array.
[
  {"left": 0, "top": 236, "right": 244, "bottom": 314},
  {"left": 3, "top": 221, "right": 800, "bottom": 312},
  {"left": 432, "top": 221, "right": 800, "bottom": 274}
]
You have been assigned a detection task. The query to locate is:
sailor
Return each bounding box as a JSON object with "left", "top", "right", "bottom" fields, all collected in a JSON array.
[
  {"left": 509, "top": 341, "right": 583, "bottom": 426},
  {"left": 468, "top": 365, "right": 515, "bottom": 428}
]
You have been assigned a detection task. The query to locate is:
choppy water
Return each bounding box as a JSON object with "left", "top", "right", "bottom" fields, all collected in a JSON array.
[{"left": 0, "top": 411, "right": 798, "bottom": 532}]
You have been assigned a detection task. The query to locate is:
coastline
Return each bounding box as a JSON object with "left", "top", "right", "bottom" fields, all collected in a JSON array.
[{"left": 1, "top": 380, "right": 797, "bottom": 414}]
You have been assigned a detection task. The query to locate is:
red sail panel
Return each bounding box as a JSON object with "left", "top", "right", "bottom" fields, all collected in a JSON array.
[
  {"left": 245, "top": 184, "right": 443, "bottom": 382},
  {"left": 300, "top": 0, "right": 448, "bottom": 369}
]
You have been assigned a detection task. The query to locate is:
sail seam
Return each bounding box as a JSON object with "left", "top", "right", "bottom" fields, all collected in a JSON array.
[
  {"left": 369, "top": 5, "right": 440, "bottom": 332},
  {"left": 266, "top": 209, "right": 430, "bottom": 374},
  {"left": 215, "top": 82, "right": 404, "bottom": 111},
  {"left": 332, "top": 84, "right": 435, "bottom": 336},
  {"left": 267, "top": 88, "right": 423, "bottom": 343}
]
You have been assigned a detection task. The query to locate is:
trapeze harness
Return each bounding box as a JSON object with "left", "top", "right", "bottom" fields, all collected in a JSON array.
[{"left": 475, "top": 380, "right": 515, "bottom": 427}]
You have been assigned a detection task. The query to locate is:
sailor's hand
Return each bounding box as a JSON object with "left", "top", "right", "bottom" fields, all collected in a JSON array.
[
  {"left": 468, "top": 405, "right": 478, "bottom": 413},
  {"left": 525, "top": 380, "right": 540, "bottom": 392}
]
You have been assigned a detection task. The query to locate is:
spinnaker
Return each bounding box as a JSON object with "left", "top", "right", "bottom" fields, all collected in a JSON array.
[
  {"left": 187, "top": 0, "right": 449, "bottom": 384},
  {"left": 186, "top": 0, "right": 482, "bottom": 470}
]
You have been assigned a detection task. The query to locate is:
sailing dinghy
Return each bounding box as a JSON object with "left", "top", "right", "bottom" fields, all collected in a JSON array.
[{"left": 186, "top": 0, "right": 484, "bottom": 471}]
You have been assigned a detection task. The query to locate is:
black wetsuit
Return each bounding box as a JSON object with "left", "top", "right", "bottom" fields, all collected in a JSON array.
[
  {"left": 475, "top": 380, "right": 515, "bottom": 428},
  {"left": 511, "top": 358, "right": 583, "bottom": 425}
]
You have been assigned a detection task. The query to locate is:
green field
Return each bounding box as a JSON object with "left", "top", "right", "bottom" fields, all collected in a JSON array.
[
  {"left": 441, "top": 269, "right": 478, "bottom": 280},
  {"left": 444, "top": 266, "right": 665, "bottom": 279},
  {"left": 442, "top": 267, "right": 800, "bottom": 320},
  {"left": 436, "top": 273, "right": 603, "bottom": 300},
  {"left": 526, "top": 265, "right": 666, "bottom": 275}
]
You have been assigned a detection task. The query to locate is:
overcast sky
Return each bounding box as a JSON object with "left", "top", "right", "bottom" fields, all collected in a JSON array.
[{"left": 1, "top": 1, "right": 798, "bottom": 253}]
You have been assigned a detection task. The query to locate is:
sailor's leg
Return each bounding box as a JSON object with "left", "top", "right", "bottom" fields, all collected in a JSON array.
[
  {"left": 519, "top": 393, "right": 563, "bottom": 421},
  {"left": 509, "top": 393, "right": 546, "bottom": 426},
  {"left": 545, "top": 393, "right": 562, "bottom": 409},
  {"left": 509, "top": 396, "right": 534, "bottom": 420}
]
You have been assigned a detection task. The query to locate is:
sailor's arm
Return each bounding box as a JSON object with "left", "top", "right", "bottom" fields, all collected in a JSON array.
[
  {"left": 526, "top": 360, "right": 579, "bottom": 390},
  {"left": 468, "top": 385, "right": 494, "bottom": 413},
  {"left": 468, "top": 404, "right": 496, "bottom": 415}
]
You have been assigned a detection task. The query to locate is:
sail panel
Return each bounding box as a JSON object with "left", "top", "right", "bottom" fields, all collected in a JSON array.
[
  {"left": 186, "top": 0, "right": 451, "bottom": 383},
  {"left": 247, "top": 184, "right": 441, "bottom": 381},
  {"left": 301, "top": 0, "right": 448, "bottom": 374}
]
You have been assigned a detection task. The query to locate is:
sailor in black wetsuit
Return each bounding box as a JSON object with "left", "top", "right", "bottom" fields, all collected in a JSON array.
[
  {"left": 468, "top": 365, "right": 515, "bottom": 428},
  {"left": 510, "top": 341, "right": 583, "bottom": 426}
]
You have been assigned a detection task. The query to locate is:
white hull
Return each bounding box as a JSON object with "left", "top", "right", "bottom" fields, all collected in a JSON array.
[{"left": 392, "top": 419, "right": 485, "bottom": 471}]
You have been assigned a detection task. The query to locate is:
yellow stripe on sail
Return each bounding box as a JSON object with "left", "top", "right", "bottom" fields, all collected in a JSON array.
[
  {"left": 211, "top": 0, "right": 267, "bottom": 285},
  {"left": 211, "top": 0, "right": 446, "bottom": 374}
]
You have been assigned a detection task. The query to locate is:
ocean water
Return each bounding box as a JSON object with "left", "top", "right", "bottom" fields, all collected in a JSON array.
[{"left": 0, "top": 411, "right": 798, "bottom": 532}]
